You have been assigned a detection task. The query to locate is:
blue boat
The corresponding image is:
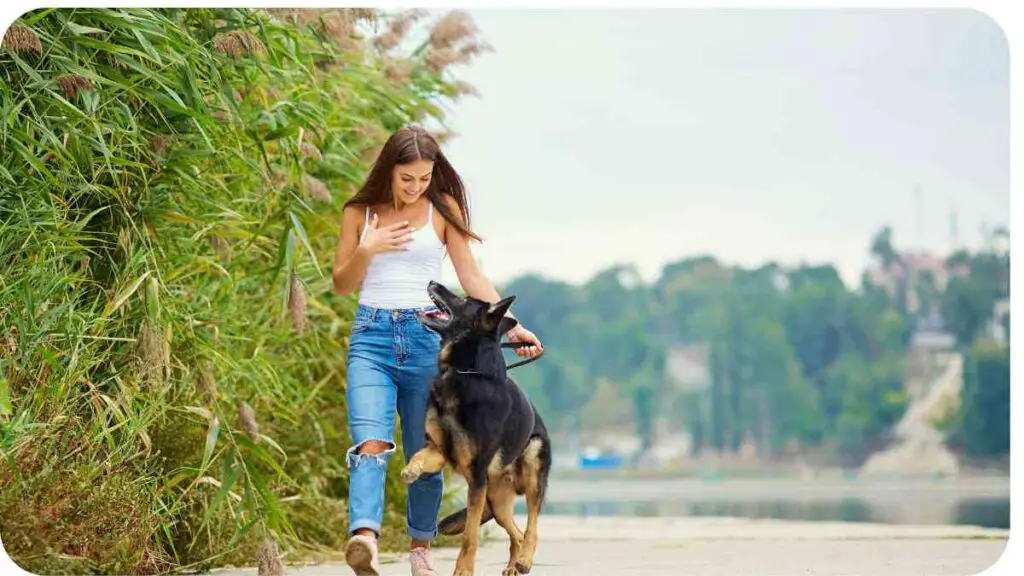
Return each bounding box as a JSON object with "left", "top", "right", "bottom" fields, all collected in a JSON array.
[{"left": 579, "top": 448, "right": 624, "bottom": 470}]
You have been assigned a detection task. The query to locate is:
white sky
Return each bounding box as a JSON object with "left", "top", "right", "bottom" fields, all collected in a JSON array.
[{"left": 427, "top": 9, "right": 1009, "bottom": 288}]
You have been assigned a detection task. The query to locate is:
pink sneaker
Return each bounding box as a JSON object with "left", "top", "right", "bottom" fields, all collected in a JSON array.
[
  {"left": 409, "top": 547, "right": 437, "bottom": 576},
  {"left": 345, "top": 533, "right": 380, "bottom": 576}
]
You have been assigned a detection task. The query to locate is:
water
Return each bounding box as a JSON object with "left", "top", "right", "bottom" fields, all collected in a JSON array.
[{"left": 521, "top": 475, "right": 1010, "bottom": 529}]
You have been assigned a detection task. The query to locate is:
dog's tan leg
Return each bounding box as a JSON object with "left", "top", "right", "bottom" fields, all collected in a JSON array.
[
  {"left": 515, "top": 485, "right": 541, "bottom": 575},
  {"left": 488, "top": 479, "right": 524, "bottom": 576},
  {"left": 453, "top": 482, "right": 488, "bottom": 576},
  {"left": 515, "top": 443, "right": 544, "bottom": 574},
  {"left": 400, "top": 441, "right": 446, "bottom": 484}
]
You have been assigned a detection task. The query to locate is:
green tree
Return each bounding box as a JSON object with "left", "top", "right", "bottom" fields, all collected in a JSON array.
[
  {"left": 499, "top": 225, "right": 1008, "bottom": 466},
  {"left": 870, "top": 226, "right": 900, "bottom": 270},
  {"left": 957, "top": 340, "right": 1010, "bottom": 457},
  {"left": 827, "top": 352, "right": 907, "bottom": 463},
  {"left": 941, "top": 248, "right": 1009, "bottom": 347}
]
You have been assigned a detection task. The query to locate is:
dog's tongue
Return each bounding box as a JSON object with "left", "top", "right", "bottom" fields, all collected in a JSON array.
[{"left": 425, "top": 309, "right": 449, "bottom": 320}]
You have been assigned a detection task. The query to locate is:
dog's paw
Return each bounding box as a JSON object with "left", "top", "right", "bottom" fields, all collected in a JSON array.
[
  {"left": 452, "top": 571, "right": 474, "bottom": 576},
  {"left": 502, "top": 567, "right": 519, "bottom": 576},
  {"left": 400, "top": 463, "right": 423, "bottom": 484}
]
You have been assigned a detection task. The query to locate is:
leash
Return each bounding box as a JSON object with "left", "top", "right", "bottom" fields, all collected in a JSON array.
[{"left": 501, "top": 341, "right": 543, "bottom": 370}]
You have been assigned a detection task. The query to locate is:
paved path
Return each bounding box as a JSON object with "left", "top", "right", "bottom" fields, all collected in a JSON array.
[{"left": 212, "top": 515, "right": 1009, "bottom": 576}]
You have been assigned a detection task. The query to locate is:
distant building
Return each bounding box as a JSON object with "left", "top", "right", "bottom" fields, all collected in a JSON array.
[
  {"left": 989, "top": 298, "right": 1010, "bottom": 346},
  {"left": 666, "top": 342, "right": 711, "bottom": 392},
  {"left": 665, "top": 342, "right": 712, "bottom": 455},
  {"left": 907, "top": 311, "right": 957, "bottom": 401},
  {"left": 910, "top": 312, "right": 956, "bottom": 349},
  {"left": 866, "top": 249, "right": 968, "bottom": 315}
]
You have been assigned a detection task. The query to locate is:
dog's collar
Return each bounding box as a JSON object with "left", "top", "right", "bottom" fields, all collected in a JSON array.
[
  {"left": 453, "top": 368, "right": 498, "bottom": 377},
  {"left": 441, "top": 365, "right": 504, "bottom": 382},
  {"left": 441, "top": 342, "right": 542, "bottom": 376}
]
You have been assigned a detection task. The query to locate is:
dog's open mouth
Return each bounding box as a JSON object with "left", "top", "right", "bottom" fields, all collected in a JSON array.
[
  {"left": 425, "top": 290, "right": 452, "bottom": 323},
  {"left": 424, "top": 309, "right": 449, "bottom": 321}
]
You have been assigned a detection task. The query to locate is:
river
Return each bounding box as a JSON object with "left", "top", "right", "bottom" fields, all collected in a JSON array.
[{"left": 517, "top": 474, "right": 1010, "bottom": 529}]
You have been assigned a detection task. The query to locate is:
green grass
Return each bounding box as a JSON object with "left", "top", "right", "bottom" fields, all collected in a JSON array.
[{"left": 1, "top": 7, "right": 485, "bottom": 574}]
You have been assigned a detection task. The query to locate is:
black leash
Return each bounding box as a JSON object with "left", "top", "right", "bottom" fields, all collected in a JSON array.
[{"left": 501, "top": 341, "right": 543, "bottom": 370}]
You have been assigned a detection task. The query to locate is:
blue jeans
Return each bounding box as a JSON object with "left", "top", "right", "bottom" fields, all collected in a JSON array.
[{"left": 346, "top": 303, "right": 443, "bottom": 541}]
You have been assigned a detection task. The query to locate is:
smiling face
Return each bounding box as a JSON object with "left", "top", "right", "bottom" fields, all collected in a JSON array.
[
  {"left": 416, "top": 281, "right": 518, "bottom": 345},
  {"left": 344, "top": 125, "right": 484, "bottom": 243},
  {"left": 391, "top": 159, "right": 434, "bottom": 207}
]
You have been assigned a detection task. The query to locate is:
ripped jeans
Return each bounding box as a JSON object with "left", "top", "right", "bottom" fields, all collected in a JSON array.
[{"left": 345, "top": 303, "right": 443, "bottom": 541}]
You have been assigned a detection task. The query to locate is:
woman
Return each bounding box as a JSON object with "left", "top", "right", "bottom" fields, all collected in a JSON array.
[{"left": 332, "top": 125, "right": 543, "bottom": 576}]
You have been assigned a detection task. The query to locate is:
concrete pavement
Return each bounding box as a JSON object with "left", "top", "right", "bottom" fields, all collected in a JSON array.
[{"left": 211, "top": 515, "right": 1010, "bottom": 576}]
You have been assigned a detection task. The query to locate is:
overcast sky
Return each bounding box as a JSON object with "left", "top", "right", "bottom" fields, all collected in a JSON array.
[{"left": 435, "top": 8, "right": 1009, "bottom": 288}]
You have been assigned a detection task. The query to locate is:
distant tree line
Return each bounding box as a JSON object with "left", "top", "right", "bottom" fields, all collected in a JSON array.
[{"left": 500, "top": 226, "right": 1010, "bottom": 465}]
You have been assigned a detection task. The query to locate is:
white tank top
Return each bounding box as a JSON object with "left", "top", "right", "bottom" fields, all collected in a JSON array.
[{"left": 357, "top": 202, "right": 446, "bottom": 309}]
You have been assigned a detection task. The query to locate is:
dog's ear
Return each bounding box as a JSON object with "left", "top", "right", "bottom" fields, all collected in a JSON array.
[
  {"left": 497, "top": 315, "right": 518, "bottom": 336},
  {"left": 483, "top": 296, "right": 516, "bottom": 332},
  {"left": 487, "top": 296, "right": 516, "bottom": 318}
]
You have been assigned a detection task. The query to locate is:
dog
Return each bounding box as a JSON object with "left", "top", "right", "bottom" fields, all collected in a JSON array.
[{"left": 401, "top": 280, "right": 552, "bottom": 576}]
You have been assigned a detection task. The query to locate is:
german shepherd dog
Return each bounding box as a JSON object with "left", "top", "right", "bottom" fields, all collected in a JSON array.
[{"left": 402, "top": 280, "right": 552, "bottom": 576}]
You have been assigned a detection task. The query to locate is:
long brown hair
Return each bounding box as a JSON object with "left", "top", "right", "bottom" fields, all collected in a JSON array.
[{"left": 345, "top": 125, "right": 482, "bottom": 242}]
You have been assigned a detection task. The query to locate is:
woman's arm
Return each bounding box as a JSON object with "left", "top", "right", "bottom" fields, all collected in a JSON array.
[
  {"left": 332, "top": 205, "right": 373, "bottom": 295},
  {"left": 442, "top": 196, "right": 543, "bottom": 356}
]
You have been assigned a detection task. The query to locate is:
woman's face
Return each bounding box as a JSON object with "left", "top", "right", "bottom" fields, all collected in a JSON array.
[{"left": 391, "top": 159, "right": 434, "bottom": 207}]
